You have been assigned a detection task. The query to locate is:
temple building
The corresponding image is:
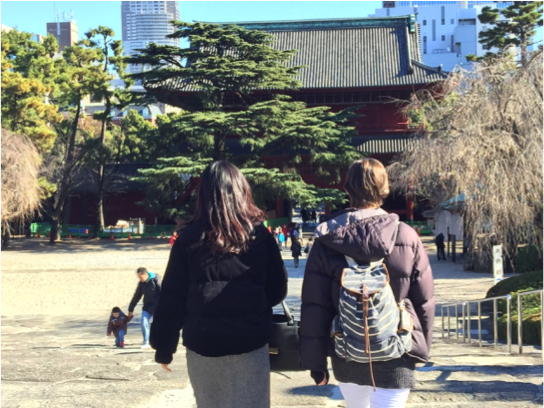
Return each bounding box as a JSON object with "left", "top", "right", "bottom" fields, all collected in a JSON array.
[
  {"left": 146, "top": 15, "right": 447, "bottom": 220},
  {"left": 63, "top": 15, "right": 446, "bottom": 225}
]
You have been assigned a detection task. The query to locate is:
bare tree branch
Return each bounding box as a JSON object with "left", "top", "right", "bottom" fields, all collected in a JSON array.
[
  {"left": 390, "top": 52, "right": 543, "bottom": 270},
  {"left": 1, "top": 129, "right": 42, "bottom": 227}
]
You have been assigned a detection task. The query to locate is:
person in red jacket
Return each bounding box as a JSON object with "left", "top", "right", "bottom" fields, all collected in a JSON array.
[
  {"left": 107, "top": 307, "right": 133, "bottom": 348},
  {"left": 170, "top": 231, "right": 178, "bottom": 247}
]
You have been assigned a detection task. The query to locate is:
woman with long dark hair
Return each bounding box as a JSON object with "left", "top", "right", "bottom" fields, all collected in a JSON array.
[{"left": 150, "top": 161, "right": 288, "bottom": 408}]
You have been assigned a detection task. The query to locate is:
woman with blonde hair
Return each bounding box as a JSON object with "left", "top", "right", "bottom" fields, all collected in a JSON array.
[{"left": 301, "top": 158, "right": 435, "bottom": 408}]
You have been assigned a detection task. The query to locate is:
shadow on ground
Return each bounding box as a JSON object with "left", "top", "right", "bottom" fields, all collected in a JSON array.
[{"left": 3, "top": 238, "right": 172, "bottom": 253}]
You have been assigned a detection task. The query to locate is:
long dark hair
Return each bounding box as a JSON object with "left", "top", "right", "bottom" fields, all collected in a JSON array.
[{"left": 187, "top": 161, "right": 265, "bottom": 254}]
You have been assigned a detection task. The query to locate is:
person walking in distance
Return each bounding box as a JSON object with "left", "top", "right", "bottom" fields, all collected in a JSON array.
[
  {"left": 278, "top": 228, "right": 286, "bottom": 250},
  {"left": 311, "top": 209, "right": 317, "bottom": 225},
  {"left": 170, "top": 231, "right": 178, "bottom": 247},
  {"left": 282, "top": 224, "right": 289, "bottom": 248},
  {"left": 301, "top": 208, "right": 308, "bottom": 224},
  {"left": 274, "top": 226, "right": 282, "bottom": 248},
  {"left": 300, "top": 158, "right": 435, "bottom": 408},
  {"left": 304, "top": 237, "right": 314, "bottom": 257},
  {"left": 435, "top": 232, "right": 446, "bottom": 261},
  {"left": 291, "top": 236, "right": 302, "bottom": 268},
  {"left": 128, "top": 267, "right": 162, "bottom": 349},
  {"left": 150, "top": 161, "right": 288, "bottom": 408}
]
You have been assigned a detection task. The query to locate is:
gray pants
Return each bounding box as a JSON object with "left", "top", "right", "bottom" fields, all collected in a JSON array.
[{"left": 187, "top": 344, "right": 270, "bottom": 408}]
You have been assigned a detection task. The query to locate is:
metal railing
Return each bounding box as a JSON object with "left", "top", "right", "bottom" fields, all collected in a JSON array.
[
  {"left": 517, "top": 289, "right": 544, "bottom": 355},
  {"left": 440, "top": 289, "right": 543, "bottom": 357}
]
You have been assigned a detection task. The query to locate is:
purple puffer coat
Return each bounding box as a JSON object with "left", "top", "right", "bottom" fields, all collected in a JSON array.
[{"left": 300, "top": 208, "right": 435, "bottom": 373}]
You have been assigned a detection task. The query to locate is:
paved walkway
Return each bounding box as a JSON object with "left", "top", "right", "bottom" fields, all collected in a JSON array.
[{"left": 1, "top": 236, "right": 542, "bottom": 407}]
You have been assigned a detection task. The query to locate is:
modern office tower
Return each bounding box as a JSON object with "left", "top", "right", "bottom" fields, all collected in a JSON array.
[
  {"left": 370, "top": 1, "right": 512, "bottom": 71},
  {"left": 46, "top": 21, "right": 78, "bottom": 51},
  {"left": 121, "top": 1, "right": 180, "bottom": 74}
]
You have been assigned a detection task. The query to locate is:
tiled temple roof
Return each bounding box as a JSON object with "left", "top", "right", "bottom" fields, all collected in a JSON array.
[{"left": 150, "top": 15, "right": 446, "bottom": 93}]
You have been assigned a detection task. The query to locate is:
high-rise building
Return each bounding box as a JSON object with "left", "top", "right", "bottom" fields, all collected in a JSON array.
[
  {"left": 46, "top": 21, "right": 78, "bottom": 51},
  {"left": 121, "top": 1, "right": 180, "bottom": 74},
  {"left": 370, "top": 1, "right": 512, "bottom": 71}
]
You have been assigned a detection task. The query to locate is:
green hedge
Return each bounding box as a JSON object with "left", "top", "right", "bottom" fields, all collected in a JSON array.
[
  {"left": 486, "top": 271, "right": 543, "bottom": 298},
  {"left": 486, "top": 271, "right": 543, "bottom": 345},
  {"left": 514, "top": 246, "right": 541, "bottom": 273}
]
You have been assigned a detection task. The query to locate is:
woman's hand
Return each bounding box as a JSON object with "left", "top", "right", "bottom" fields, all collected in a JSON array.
[
  {"left": 311, "top": 370, "right": 329, "bottom": 386},
  {"left": 161, "top": 364, "right": 172, "bottom": 372},
  {"left": 317, "top": 374, "right": 327, "bottom": 386}
]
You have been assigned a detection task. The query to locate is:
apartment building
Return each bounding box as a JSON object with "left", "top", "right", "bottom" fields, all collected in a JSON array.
[{"left": 370, "top": 1, "right": 512, "bottom": 71}]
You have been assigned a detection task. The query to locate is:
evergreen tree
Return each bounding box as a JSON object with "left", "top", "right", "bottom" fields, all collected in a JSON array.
[
  {"left": 467, "top": 1, "right": 543, "bottom": 66},
  {"left": 47, "top": 44, "right": 106, "bottom": 242},
  {"left": 1, "top": 30, "right": 64, "bottom": 204},
  {"left": 79, "top": 26, "right": 135, "bottom": 231},
  {"left": 128, "top": 22, "right": 360, "bottom": 218},
  {"left": 1, "top": 31, "right": 63, "bottom": 152}
]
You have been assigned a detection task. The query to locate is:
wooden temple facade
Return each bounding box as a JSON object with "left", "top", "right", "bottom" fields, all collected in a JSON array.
[{"left": 65, "top": 15, "right": 446, "bottom": 225}]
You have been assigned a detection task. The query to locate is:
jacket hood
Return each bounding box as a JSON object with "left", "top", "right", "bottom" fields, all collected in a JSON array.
[
  {"left": 146, "top": 272, "right": 156, "bottom": 282},
  {"left": 314, "top": 208, "right": 400, "bottom": 264}
]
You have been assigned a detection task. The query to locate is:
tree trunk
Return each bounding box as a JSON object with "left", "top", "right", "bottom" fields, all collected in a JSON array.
[
  {"left": 49, "top": 190, "right": 68, "bottom": 244},
  {"left": 49, "top": 201, "right": 64, "bottom": 243},
  {"left": 96, "top": 163, "right": 106, "bottom": 232},
  {"left": 49, "top": 98, "right": 82, "bottom": 244},
  {"left": 213, "top": 132, "right": 225, "bottom": 161},
  {"left": 520, "top": 31, "right": 527, "bottom": 67},
  {"left": 96, "top": 100, "right": 111, "bottom": 231},
  {"left": 1, "top": 225, "right": 10, "bottom": 249},
  {"left": 213, "top": 93, "right": 225, "bottom": 161},
  {"left": 97, "top": 188, "right": 105, "bottom": 230}
]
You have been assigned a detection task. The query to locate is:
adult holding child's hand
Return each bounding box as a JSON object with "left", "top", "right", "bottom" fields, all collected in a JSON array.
[{"left": 128, "top": 268, "right": 162, "bottom": 349}]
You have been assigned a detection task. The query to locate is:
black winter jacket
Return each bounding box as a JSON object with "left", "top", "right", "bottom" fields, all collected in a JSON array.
[
  {"left": 128, "top": 272, "right": 162, "bottom": 315},
  {"left": 150, "top": 222, "right": 288, "bottom": 364},
  {"left": 291, "top": 241, "right": 302, "bottom": 257}
]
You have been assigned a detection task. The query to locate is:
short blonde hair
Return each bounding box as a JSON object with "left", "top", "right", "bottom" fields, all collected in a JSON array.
[{"left": 344, "top": 158, "right": 390, "bottom": 208}]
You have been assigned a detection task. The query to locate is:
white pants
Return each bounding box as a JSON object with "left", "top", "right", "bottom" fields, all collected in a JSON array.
[{"left": 339, "top": 382, "right": 410, "bottom": 408}]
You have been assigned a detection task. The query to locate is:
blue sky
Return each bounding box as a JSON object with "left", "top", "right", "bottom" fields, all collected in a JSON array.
[
  {"left": 1, "top": 1, "right": 382, "bottom": 41},
  {"left": 1, "top": 1, "right": 541, "bottom": 47}
]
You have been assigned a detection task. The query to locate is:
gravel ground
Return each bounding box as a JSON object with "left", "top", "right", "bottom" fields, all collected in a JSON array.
[
  {"left": 2, "top": 235, "right": 540, "bottom": 408},
  {"left": 1, "top": 235, "right": 500, "bottom": 317}
]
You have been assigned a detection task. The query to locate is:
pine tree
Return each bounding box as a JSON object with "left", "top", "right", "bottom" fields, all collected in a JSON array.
[
  {"left": 79, "top": 26, "right": 135, "bottom": 231},
  {"left": 47, "top": 44, "right": 107, "bottom": 243},
  {"left": 128, "top": 22, "right": 360, "bottom": 218},
  {"left": 1, "top": 31, "right": 63, "bottom": 152},
  {"left": 467, "top": 1, "right": 543, "bottom": 66}
]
